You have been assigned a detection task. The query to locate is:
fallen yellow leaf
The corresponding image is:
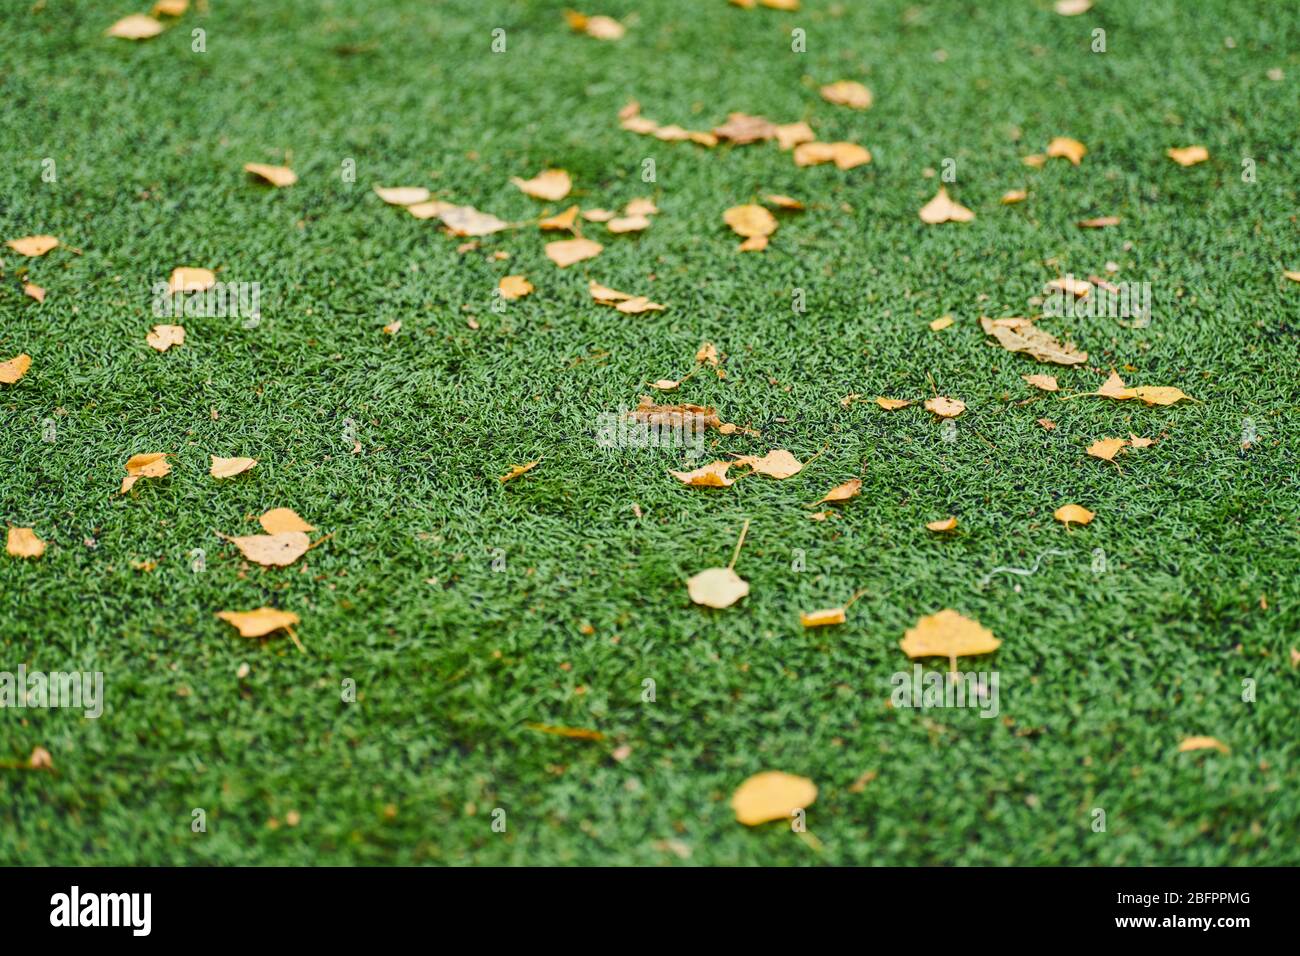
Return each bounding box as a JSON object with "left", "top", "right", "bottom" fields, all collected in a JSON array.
[
  {"left": 1046, "top": 136, "right": 1087, "bottom": 165},
  {"left": 244, "top": 163, "right": 297, "bottom": 187},
  {"left": 733, "top": 449, "right": 803, "bottom": 479},
  {"left": 500, "top": 461, "right": 540, "bottom": 483},
  {"left": 511, "top": 169, "right": 572, "bottom": 201},
  {"left": 1087, "top": 437, "right": 1128, "bottom": 462},
  {"left": 106, "top": 13, "right": 163, "bottom": 39},
  {"left": 260, "top": 508, "right": 315, "bottom": 534},
  {"left": 723, "top": 204, "right": 778, "bottom": 238},
  {"left": 498, "top": 275, "right": 534, "bottom": 300},
  {"left": 168, "top": 267, "right": 215, "bottom": 294},
  {"left": 0, "top": 354, "right": 32, "bottom": 385},
  {"left": 875, "top": 397, "right": 911, "bottom": 411},
  {"left": 820, "top": 80, "right": 872, "bottom": 110},
  {"left": 1178, "top": 736, "right": 1229, "bottom": 754},
  {"left": 732, "top": 771, "right": 817, "bottom": 825},
  {"left": 1054, "top": 504, "right": 1095, "bottom": 526},
  {"left": 121, "top": 453, "right": 171, "bottom": 494},
  {"left": 6, "top": 527, "right": 46, "bottom": 559},
  {"left": 669, "top": 461, "right": 734, "bottom": 487},
  {"left": 216, "top": 608, "right": 302, "bottom": 650},
  {"left": 930, "top": 315, "right": 954, "bottom": 332},
  {"left": 374, "top": 185, "right": 431, "bottom": 206},
  {"left": 218, "top": 530, "right": 311, "bottom": 567},
  {"left": 545, "top": 238, "right": 603, "bottom": 267},
  {"left": 925, "top": 396, "right": 966, "bottom": 418},
  {"left": 210, "top": 456, "right": 257, "bottom": 479},
  {"left": 146, "top": 324, "right": 186, "bottom": 352},
  {"left": 926, "top": 516, "right": 958, "bottom": 532},
  {"left": 1024, "top": 374, "right": 1059, "bottom": 391},
  {"left": 6, "top": 235, "right": 58, "bottom": 257},
  {"left": 900, "top": 609, "right": 1001, "bottom": 669},
  {"left": 1167, "top": 145, "right": 1210, "bottom": 167},
  {"left": 815, "top": 478, "right": 861, "bottom": 504},
  {"left": 918, "top": 187, "right": 974, "bottom": 224}
]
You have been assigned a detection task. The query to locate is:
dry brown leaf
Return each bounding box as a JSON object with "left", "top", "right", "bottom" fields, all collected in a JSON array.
[
  {"left": 631, "top": 397, "right": 756, "bottom": 436},
  {"left": 900, "top": 609, "right": 1001, "bottom": 668},
  {"left": 808, "top": 510, "right": 835, "bottom": 521},
  {"left": 919, "top": 187, "right": 974, "bottom": 224},
  {"left": 800, "top": 607, "right": 847, "bottom": 628},
  {"left": 1038, "top": 418, "right": 1056, "bottom": 430},
  {"left": 980, "top": 317, "right": 1087, "bottom": 366},
  {"left": 511, "top": 169, "right": 572, "bottom": 201},
  {"left": 615, "top": 296, "right": 665, "bottom": 314},
  {"left": 1123, "top": 386, "right": 1193, "bottom": 406},
  {"left": 7, "top": 527, "right": 46, "bottom": 559},
  {"left": 374, "top": 185, "right": 431, "bottom": 206},
  {"left": 243, "top": 163, "right": 297, "bottom": 187},
  {"left": 588, "top": 280, "right": 634, "bottom": 304},
  {"left": 696, "top": 343, "right": 719, "bottom": 365},
  {"left": 724, "top": 204, "right": 778, "bottom": 238},
  {"left": 525, "top": 723, "right": 605, "bottom": 740},
  {"left": 712, "top": 112, "right": 777, "bottom": 144},
  {"left": 0, "top": 354, "right": 32, "bottom": 385},
  {"left": 925, "top": 396, "right": 966, "bottom": 418},
  {"left": 216, "top": 607, "right": 300, "bottom": 638},
  {"left": 1167, "top": 145, "right": 1210, "bottom": 167},
  {"left": 1078, "top": 215, "right": 1121, "bottom": 229},
  {"left": 1129, "top": 434, "right": 1155, "bottom": 448},
  {"left": 1023, "top": 374, "right": 1059, "bottom": 391},
  {"left": 1087, "top": 437, "right": 1128, "bottom": 462},
  {"left": 500, "top": 461, "right": 540, "bottom": 483},
  {"left": 259, "top": 508, "right": 315, "bottom": 534},
  {"left": 582, "top": 208, "right": 616, "bottom": 223},
  {"left": 539, "top": 205, "right": 580, "bottom": 231},
  {"left": 926, "top": 516, "right": 958, "bottom": 532},
  {"left": 731, "top": 771, "right": 816, "bottom": 826},
  {"left": 210, "top": 456, "right": 257, "bottom": 479},
  {"left": 733, "top": 449, "right": 803, "bottom": 479},
  {"left": 1001, "top": 189, "right": 1028, "bottom": 204},
  {"left": 146, "top": 324, "right": 186, "bottom": 352},
  {"left": 121, "top": 453, "right": 171, "bottom": 494},
  {"left": 1022, "top": 154, "right": 1046, "bottom": 168},
  {"left": 1178, "top": 736, "right": 1229, "bottom": 755},
  {"left": 6, "top": 235, "right": 58, "bottom": 257},
  {"left": 669, "top": 461, "right": 734, "bottom": 487},
  {"left": 607, "top": 215, "right": 651, "bottom": 234},
  {"left": 762, "top": 193, "right": 804, "bottom": 210},
  {"left": 1054, "top": 504, "right": 1095, "bottom": 527},
  {"left": 929, "top": 315, "right": 954, "bottom": 332},
  {"left": 875, "top": 397, "right": 911, "bottom": 411},
  {"left": 1046, "top": 276, "right": 1092, "bottom": 297},
  {"left": 1047, "top": 136, "right": 1087, "bottom": 165},
  {"left": 565, "top": 11, "right": 625, "bottom": 40},
  {"left": 23, "top": 283, "right": 45, "bottom": 303},
  {"left": 219, "top": 530, "right": 311, "bottom": 567},
  {"left": 106, "top": 14, "right": 163, "bottom": 38},
  {"left": 820, "top": 80, "right": 872, "bottom": 110},
  {"left": 816, "top": 478, "right": 861, "bottom": 505},
  {"left": 168, "top": 267, "right": 215, "bottom": 293},
  {"left": 738, "top": 235, "right": 769, "bottom": 252},
  {"left": 1096, "top": 370, "right": 1129, "bottom": 399},
  {"left": 624, "top": 197, "right": 659, "bottom": 217},
  {"left": 440, "top": 205, "right": 510, "bottom": 236},
  {"left": 28, "top": 746, "right": 53, "bottom": 770},
  {"left": 545, "top": 238, "right": 603, "bottom": 267},
  {"left": 498, "top": 275, "right": 534, "bottom": 300},
  {"left": 774, "top": 121, "right": 815, "bottom": 150}
]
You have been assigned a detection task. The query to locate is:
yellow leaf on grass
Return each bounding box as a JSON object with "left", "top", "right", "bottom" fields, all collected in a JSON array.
[
  {"left": 875, "top": 397, "right": 911, "bottom": 411},
  {"left": 733, "top": 449, "right": 803, "bottom": 479},
  {"left": 6, "top": 235, "right": 59, "bottom": 257},
  {"left": 800, "top": 607, "right": 847, "bottom": 628},
  {"left": 712, "top": 112, "right": 778, "bottom": 144},
  {"left": 900, "top": 609, "right": 1001, "bottom": 667},
  {"left": 1122, "top": 386, "right": 1193, "bottom": 406},
  {"left": 732, "top": 771, "right": 817, "bottom": 825},
  {"left": 218, "top": 530, "right": 311, "bottom": 567},
  {"left": 6, "top": 527, "right": 46, "bottom": 559},
  {"left": 152, "top": 0, "right": 188, "bottom": 16},
  {"left": 244, "top": 163, "right": 297, "bottom": 187},
  {"left": 146, "top": 324, "right": 185, "bottom": 352},
  {"left": 216, "top": 607, "right": 300, "bottom": 639},
  {"left": 1024, "top": 374, "right": 1059, "bottom": 391},
  {"left": 930, "top": 315, "right": 954, "bottom": 331},
  {"left": 168, "top": 267, "right": 215, "bottom": 293},
  {"left": 815, "top": 478, "right": 861, "bottom": 504},
  {"left": 511, "top": 169, "right": 572, "bottom": 201},
  {"left": 774, "top": 121, "right": 815, "bottom": 150},
  {"left": 1054, "top": 0, "right": 1092, "bottom": 14},
  {"left": 625, "top": 197, "right": 659, "bottom": 216},
  {"left": 408, "top": 200, "right": 457, "bottom": 221},
  {"left": 820, "top": 80, "right": 872, "bottom": 110},
  {"left": 1129, "top": 434, "right": 1155, "bottom": 448},
  {"left": 500, "top": 461, "right": 539, "bottom": 483},
  {"left": 724, "top": 204, "right": 778, "bottom": 238},
  {"left": 210, "top": 456, "right": 257, "bottom": 479},
  {"left": 545, "top": 238, "right": 603, "bottom": 267},
  {"left": 980, "top": 317, "right": 1087, "bottom": 365},
  {"left": 1167, "top": 145, "right": 1210, "bottom": 167},
  {"left": 1046, "top": 276, "right": 1092, "bottom": 297},
  {"left": 670, "top": 461, "right": 734, "bottom": 487},
  {"left": 1178, "top": 736, "right": 1229, "bottom": 755},
  {"left": 1001, "top": 189, "right": 1028, "bottom": 204},
  {"left": 687, "top": 567, "right": 749, "bottom": 608},
  {"left": 383, "top": 320, "right": 402, "bottom": 335},
  {"left": 926, "top": 516, "right": 958, "bottom": 532},
  {"left": 919, "top": 187, "right": 974, "bottom": 224},
  {"left": 1054, "top": 504, "right": 1095, "bottom": 526},
  {"left": 793, "top": 141, "right": 872, "bottom": 169},
  {"left": 498, "top": 275, "right": 534, "bottom": 300},
  {"left": 607, "top": 215, "right": 651, "bottom": 234},
  {"left": 697, "top": 343, "right": 719, "bottom": 365},
  {"left": 1047, "top": 136, "right": 1087, "bottom": 165},
  {"left": 925, "top": 396, "right": 966, "bottom": 418},
  {"left": 762, "top": 193, "right": 804, "bottom": 210},
  {"left": 525, "top": 723, "right": 605, "bottom": 740},
  {"left": 565, "top": 11, "right": 625, "bottom": 40},
  {"left": 1087, "top": 437, "right": 1128, "bottom": 462},
  {"left": 539, "top": 205, "right": 580, "bottom": 231},
  {"left": 616, "top": 296, "right": 665, "bottom": 314},
  {"left": 24, "top": 283, "right": 45, "bottom": 303},
  {"left": 440, "top": 205, "right": 510, "bottom": 236},
  {"left": 374, "top": 185, "right": 432, "bottom": 206},
  {"left": 1078, "top": 215, "right": 1121, "bottom": 229},
  {"left": 260, "top": 508, "right": 315, "bottom": 534},
  {"left": 121, "top": 453, "right": 171, "bottom": 494},
  {"left": 581, "top": 207, "right": 616, "bottom": 223},
  {"left": 1096, "top": 370, "right": 1129, "bottom": 398},
  {"left": 106, "top": 14, "right": 163, "bottom": 39},
  {"left": 738, "top": 235, "right": 768, "bottom": 252},
  {"left": 0, "top": 354, "right": 32, "bottom": 385}
]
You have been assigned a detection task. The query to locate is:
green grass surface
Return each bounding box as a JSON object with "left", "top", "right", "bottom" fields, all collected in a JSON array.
[{"left": 2, "top": 0, "right": 1298, "bottom": 865}]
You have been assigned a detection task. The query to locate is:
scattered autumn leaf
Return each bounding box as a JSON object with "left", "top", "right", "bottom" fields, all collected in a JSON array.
[
  {"left": 1054, "top": 0, "right": 1092, "bottom": 14},
  {"left": 762, "top": 193, "right": 803, "bottom": 210},
  {"left": 1178, "top": 736, "right": 1229, "bottom": 755},
  {"left": 687, "top": 520, "right": 751, "bottom": 609},
  {"left": 260, "top": 508, "right": 315, "bottom": 534},
  {"left": 820, "top": 80, "right": 872, "bottom": 110},
  {"left": 1054, "top": 504, "right": 1095, "bottom": 527},
  {"left": 670, "top": 461, "right": 735, "bottom": 487},
  {"left": 216, "top": 608, "right": 302, "bottom": 649},
  {"left": 210, "top": 456, "right": 257, "bottom": 479},
  {"left": 918, "top": 187, "right": 974, "bottom": 224},
  {"left": 6, "top": 527, "right": 46, "bottom": 559},
  {"left": 738, "top": 235, "right": 768, "bottom": 252},
  {"left": 731, "top": 771, "right": 816, "bottom": 826},
  {"left": 564, "top": 10, "right": 625, "bottom": 40},
  {"left": 616, "top": 296, "right": 665, "bottom": 314},
  {"left": 925, "top": 396, "right": 966, "bottom": 418},
  {"left": 733, "top": 449, "right": 803, "bottom": 479},
  {"left": 1123, "top": 386, "right": 1193, "bottom": 406},
  {"left": 1024, "top": 374, "right": 1059, "bottom": 391},
  {"left": 408, "top": 199, "right": 456, "bottom": 221},
  {"left": 168, "top": 267, "right": 215, "bottom": 293},
  {"left": 511, "top": 169, "right": 572, "bottom": 201},
  {"left": 607, "top": 215, "right": 651, "bottom": 234},
  {"left": 0, "top": 354, "right": 32, "bottom": 385},
  {"left": 1038, "top": 418, "right": 1056, "bottom": 430},
  {"left": 712, "top": 112, "right": 777, "bottom": 144},
  {"left": 1078, "top": 215, "right": 1121, "bottom": 229},
  {"left": 146, "top": 324, "right": 186, "bottom": 352},
  {"left": 1167, "top": 145, "right": 1210, "bottom": 167},
  {"left": 525, "top": 723, "right": 605, "bottom": 740},
  {"left": 794, "top": 141, "right": 871, "bottom": 169},
  {"left": 121, "top": 453, "right": 171, "bottom": 494},
  {"left": 624, "top": 197, "right": 659, "bottom": 216},
  {"left": 499, "top": 275, "right": 534, "bottom": 300},
  {"left": 801, "top": 607, "right": 846, "bottom": 627},
  {"left": 382, "top": 320, "right": 402, "bottom": 335},
  {"left": 581, "top": 208, "right": 616, "bottom": 223},
  {"left": 1087, "top": 437, "right": 1128, "bottom": 462},
  {"left": 1129, "top": 434, "right": 1155, "bottom": 448},
  {"left": 545, "top": 237, "right": 603, "bottom": 267},
  {"left": 440, "top": 205, "right": 510, "bottom": 236},
  {"left": 815, "top": 478, "right": 861, "bottom": 505},
  {"left": 6, "top": 235, "right": 58, "bottom": 257},
  {"left": 374, "top": 185, "right": 431, "bottom": 206},
  {"left": 900, "top": 609, "right": 1001, "bottom": 670},
  {"left": 218, "top": 530, "right": 311, "bottom": 567},
  {"left": 926, "top": 516, "right": 958, "bottom": 532},
  {"left": 1046, "top": 136, "right": 1087, "bottom": 165},
  {"left": 1001, "top": 189, "right": 1028, "bottom": 204},
  {"left": 724, "top": 204, "right": 778, "bottom": 238},
  {"left": 774, "top": 121, "right": 815, "bottom": 150},
  {"left": 981, "top": 317, "right": 1087, "bottom": 365},
  {"left": 23, "top": 283, "right": 45, "bottom": 303},
  {"left": 539, "top": 205, "right": 580, "bottom": 231},
  {"left": 875, "top": 397, "right": 911, "bottom": 411},
  {"left": 106, "top": 14, "right": 163, "bottom": 39},
  {"left": 930, "top": 315, "right": 954, "bottom": 332},
  {"left": 244, "top": 163, "right": 297, "bottom": 187}
]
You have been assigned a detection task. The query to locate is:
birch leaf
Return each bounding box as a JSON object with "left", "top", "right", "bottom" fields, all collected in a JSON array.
[
  {"left": 6, "top": 527, "right": 46, "bottom": 559},
  {"left": 511, "top": 169, "right": 572, "bottom": 201},
  {"left": 669, "top": 461, "right": 734, "bottom": 487},
  {"left": 218, "top": 530, "right": 311, "bottom": 567},
  {"left": 815, "top": 478, "right": 861, "bottom": 504},
  {"left": 732, "top": 772, "right": 817, "bottom": 825},
  {"left": 545, "top": 238, "right": 603, "bottom": 267},
  {"left": 1054, "top": 504, "right": 1095, "bottom": 526},
  {"left": 0, "top": 354, "right": 32, "bottom": 385},
  {"left": 900, "top": 609, "right": 1001, "bottom": 666},
  {"left": 260, "top": 508, "right": 315, "bottom": 534},
  {"left": 210, "top": 456, "right": 257, "bottom": 479},
  {"left": 121, "top": 453, "right": 171, "bottom": 494},
  {"left": 981, "top": 317, "right": 1087, "bottom": 365}
]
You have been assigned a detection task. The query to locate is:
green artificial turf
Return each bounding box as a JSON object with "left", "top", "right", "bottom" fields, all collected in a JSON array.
[{"left": 1, "top": 0, "right": 1298, "bottom": 866}]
